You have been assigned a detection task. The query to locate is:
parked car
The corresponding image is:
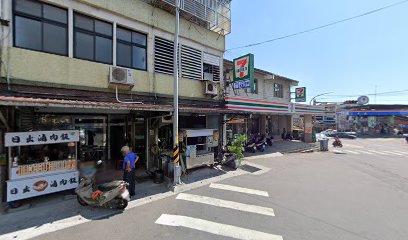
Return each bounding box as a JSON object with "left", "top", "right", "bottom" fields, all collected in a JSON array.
[
  {"left": 316, "top": 133, "right": 328, "bottom": 142},
  {"left": 336, "top": 132, "right": 357, "bottom": 139},
  {"left": 320, "top": 129, "right": 337, "bottom": 137}
]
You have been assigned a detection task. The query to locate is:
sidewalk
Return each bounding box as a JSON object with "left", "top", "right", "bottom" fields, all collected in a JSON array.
[
  {"left": 0, "top": 163, "right": 250, "bottom": 240},
  {"left": 243, "top": 139, "right": 318, "bottom": 159}
]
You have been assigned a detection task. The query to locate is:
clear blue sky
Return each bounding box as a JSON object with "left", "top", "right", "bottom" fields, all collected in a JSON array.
[{"left": 225, "top": 0, "right": 408, "bottom": 104}]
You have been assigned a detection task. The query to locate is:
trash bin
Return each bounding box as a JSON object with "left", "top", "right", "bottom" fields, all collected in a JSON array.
[{"left": 320, "top": 139, "right": 329, "bottom": 151}]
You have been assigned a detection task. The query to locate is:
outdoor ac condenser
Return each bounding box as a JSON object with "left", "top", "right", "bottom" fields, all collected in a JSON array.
[
  {"left": 109, "top": 66, "right": 134, "bottom": 86},
  {"left": 205, "top": 81, "right": 218, "bottom": 95}
]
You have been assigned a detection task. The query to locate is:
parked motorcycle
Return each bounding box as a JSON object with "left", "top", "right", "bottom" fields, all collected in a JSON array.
[
  {"left": 218, "top": 146, "right": 239, "bottom": 169},
  {"left": 255, "top": 135, "right": 266, "bottom": 152},
  {"left": 244, "top": 135, "right": 257, "bottom": 153},
  {"left": 332, "top": 137, "right": 343, "bottom": 148},
  {"left": 266, "top": 135, "right": 273, "bottom": 146},
  {"left": 76, "top": 160, "right": 130, "bottom": 209}
]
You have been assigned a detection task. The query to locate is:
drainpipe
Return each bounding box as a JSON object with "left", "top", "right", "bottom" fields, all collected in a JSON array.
[{"left": 115, "top": 86, "right": 143, "bottom": 104}]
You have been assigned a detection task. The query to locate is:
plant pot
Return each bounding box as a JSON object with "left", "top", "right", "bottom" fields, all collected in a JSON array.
[{"left": 226, "top": 159, "right": 241, "bottom": 169}]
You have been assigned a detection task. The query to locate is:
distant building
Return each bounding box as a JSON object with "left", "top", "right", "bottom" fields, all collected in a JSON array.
[{"left": 337, "top": 104, "right": 408, "bottom": 135}]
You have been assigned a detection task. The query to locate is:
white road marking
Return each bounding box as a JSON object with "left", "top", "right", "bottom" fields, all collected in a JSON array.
[
  {"left": 176, "top": 193, "right": 275, "bottom": 216},
  {"left": 209, "top": 183, "right": 269, "bottom": 197},
  {"left": 382, "top": 151, "right": 403, "bottom": 156},
  {"left": 342, "top": 144, "right": 363, "bottom": 149},
  {"left": 355, "top": 150, "right": 374, "bottom": 155},
  {"left": 366, "top": 150, "right": 390, "bottom": 155},
  {"left": 393, "top": 151, "right": 408, "bottom": 155},
  {"left": 332, "top": 150, "right": 345, "bottom": 154},
  {"left": 0, "top": 168, "right": 252, "bottom": 240},
  {"left": 0, "top": 215, "right": 92, "bottom": 240},
  {"left": 155, "top": 214, "right": 283, "bottom": 240},
  {"left": 343, "top": 150, "right": 360, "bottom": 154}
]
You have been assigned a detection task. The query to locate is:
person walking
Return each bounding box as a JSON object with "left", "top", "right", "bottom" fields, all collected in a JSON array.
[
  {"left": 121, "top": 146, "right": 139, "bottom": 197},
  {"left": 281, "top": 128, "right": 286, "bottom": 140}
]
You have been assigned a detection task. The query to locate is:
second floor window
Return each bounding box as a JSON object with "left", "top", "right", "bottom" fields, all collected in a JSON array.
[
  {"left": 274, "top": 83, "right": 283, "bottom": 98},
  {"left": 13, "top": 0, "right": 68, "bottom": 56},
  {"left": 74, "top": 13, "right": 112, "bottom": 64},
  {"left": 116, "top": 27, "right": 147, "bottom": 70}
]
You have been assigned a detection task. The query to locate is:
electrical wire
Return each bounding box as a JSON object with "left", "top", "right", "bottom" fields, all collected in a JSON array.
[{"left": 226, "top": 0, "right": 408, "bottom": 51}]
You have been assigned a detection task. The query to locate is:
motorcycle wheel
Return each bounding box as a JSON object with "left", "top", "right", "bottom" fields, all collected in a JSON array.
[
  {"left": 77, "top": 196, "right": 88, "bottom": 206},
  {"left": 116, "top": 198, "right": 128, "bottom": 210},
  {"left": 252, "top": 148, "right": 256, "bottom": 153},
  {"left": 339, "top": 144, "right": 343, "bottom": 148}
]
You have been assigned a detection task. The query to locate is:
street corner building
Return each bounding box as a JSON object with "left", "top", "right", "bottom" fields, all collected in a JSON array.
[
  {"left": 223, "top": 59, "right": 325, "bottom": 143},
  {"left": 0, "top": 0, "right": 232, "bottom": 204}
]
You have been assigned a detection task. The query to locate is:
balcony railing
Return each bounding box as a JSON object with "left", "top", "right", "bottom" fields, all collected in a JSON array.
[{"left": 144, "top": 0, "right": 231, "bottom": 35}]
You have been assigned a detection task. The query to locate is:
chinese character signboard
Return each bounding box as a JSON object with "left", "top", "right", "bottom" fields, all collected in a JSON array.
[
  {"left": 7, "top": 171, "right": 78, "bottom": 202},
  {"left": 295, "top": 87, "right": 306, "bottom": 102},
  {"left": 5, "top": 130, "right": 79, "bottom": 147},
  {"left": 233, "top": 54, "right": 254, "bottom": 90}
]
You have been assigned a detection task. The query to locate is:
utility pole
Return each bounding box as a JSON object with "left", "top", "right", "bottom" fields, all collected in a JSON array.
[
  {"left": 375, "top": 85, "right": 377, "bottom": 104},
  {"left": 173, "top": 0, "right": 181, "bottom": 185}
]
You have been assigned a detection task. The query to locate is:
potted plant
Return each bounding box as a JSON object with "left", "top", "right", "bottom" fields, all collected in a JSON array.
[{"left": 227, "top": 135, "right": 247, "bottom": 169}]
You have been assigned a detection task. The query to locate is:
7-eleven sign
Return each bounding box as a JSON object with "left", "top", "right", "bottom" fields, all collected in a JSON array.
[
  {"left": 295, "top": 87, "right": 306, "bottom": 102},
  {"left": 233, "top": 54, "right": 254, "bottom": 89}
]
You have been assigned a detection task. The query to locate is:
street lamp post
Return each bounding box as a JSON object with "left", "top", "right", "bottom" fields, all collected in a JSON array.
[
  {"left": 173, "top": 0, "right": 181, "bottom": 185},
  {"left": 309, "top": 92, "right": 334, "bottom": 105}
]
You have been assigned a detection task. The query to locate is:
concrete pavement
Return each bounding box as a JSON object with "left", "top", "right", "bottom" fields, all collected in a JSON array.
[{"left": 2, "top": 137, "right": 408, "bottom": 240}]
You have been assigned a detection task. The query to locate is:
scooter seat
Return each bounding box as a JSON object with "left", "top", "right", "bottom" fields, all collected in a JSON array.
[{"left": 98, "top": 180, "right": 124, "bottom": 191}]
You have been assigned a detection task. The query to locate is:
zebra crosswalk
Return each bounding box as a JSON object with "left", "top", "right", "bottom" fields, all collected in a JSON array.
[
  {"left": 155, "top": 183, "right": 283, "bottom": 240},
  {"left": 333, "top": 149, "right": 408, "bottom": 156}
]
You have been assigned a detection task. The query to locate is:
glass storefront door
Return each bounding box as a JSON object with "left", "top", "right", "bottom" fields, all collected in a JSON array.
[{"left": 74, "top": 117, "right": 107, "bottom": 166}]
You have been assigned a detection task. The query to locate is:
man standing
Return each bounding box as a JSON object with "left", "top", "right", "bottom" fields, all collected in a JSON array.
[{"left": 121, "top": 146, "right": 138, "bottom": 197}]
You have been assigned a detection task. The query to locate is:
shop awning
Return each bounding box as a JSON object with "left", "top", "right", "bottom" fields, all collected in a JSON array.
[
  {"left": 0, "top": 95, "right": 236, "bottom": 114},
  {"left": 225, "top": 97, "right": 325, "bottom": 115}
]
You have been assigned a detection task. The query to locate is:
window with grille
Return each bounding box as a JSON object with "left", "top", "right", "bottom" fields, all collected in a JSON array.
[
  {"left": 274, "top": 83, "right": 283, "bottom": 98},
  {"left": 154, "top": 37, "right": 174, "bottom": 75},
  {"left": 180, "top": 45, "right": 202, "bottom": 80},
  {"left": 13, "top": 0, "right": 68, "bottom": 56},
  {"left": 155, "top": 37, "right": 203, "bottom": 80}
]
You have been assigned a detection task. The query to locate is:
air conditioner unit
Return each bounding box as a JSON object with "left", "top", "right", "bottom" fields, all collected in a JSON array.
[
  {"left": 203, "top": 72, "right": 214, "bottom": 81},
  {"left": 161, "top": 115, "right": 173, "bottom": 124},
  {"left": 205, "top": 81, "right": 218, "bottom": 95},
  {"left": 109, "top": 66, "right": 134, "bottom": 86}
]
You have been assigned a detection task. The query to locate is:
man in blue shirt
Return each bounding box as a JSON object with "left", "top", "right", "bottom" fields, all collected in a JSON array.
[{"left": 121, "top": 146, "right": 139, "bottom": 197}]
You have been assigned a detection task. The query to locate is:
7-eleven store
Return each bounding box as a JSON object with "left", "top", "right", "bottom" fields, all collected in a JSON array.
[{"left": 225, "top": 97, "right": 325, "bottom": 142}]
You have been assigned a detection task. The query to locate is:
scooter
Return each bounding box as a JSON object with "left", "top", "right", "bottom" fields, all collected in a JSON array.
[
  {"left": 332, "top": 137, "right": 343, "bottom": 148},
  {"left": 244, "top": 135, "right": 256, "bottom": 153},
  {"left": 76, "top": 160, "right": 130, "bottom": 209},
  {"left": 255, "top": 135, "right": 266, "bottom": 152},
  {"left": 266, "top": 135, "right": 273, "bottom": 146}
]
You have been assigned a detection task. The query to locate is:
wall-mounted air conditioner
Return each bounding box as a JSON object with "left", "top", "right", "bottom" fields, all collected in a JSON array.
[
  {"left": 109, "top": 66, "right": 134, "bottom": 86},
  {"left": 205, "top": 81, "right": 218, "bottom": 95}
]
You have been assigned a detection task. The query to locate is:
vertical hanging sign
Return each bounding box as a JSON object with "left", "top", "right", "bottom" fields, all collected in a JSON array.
[
  {"left": 232, "top": 54, "right": 254, "bottom": 90},
  {"left": 295, "top": 87, "right": 306, "bottom": 102}
]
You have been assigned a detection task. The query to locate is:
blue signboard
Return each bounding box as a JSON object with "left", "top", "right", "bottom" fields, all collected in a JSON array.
[
  {"left": 232, "top": 79, "right": 251, "bottom": 89},
  {"left": 348, "top": 111, "right": 408, "bottom": 116}
]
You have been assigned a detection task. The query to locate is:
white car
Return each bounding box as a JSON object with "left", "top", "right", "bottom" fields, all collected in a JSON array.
[{"left": 316, "top": 133, "right": 329, "bottom": 142}]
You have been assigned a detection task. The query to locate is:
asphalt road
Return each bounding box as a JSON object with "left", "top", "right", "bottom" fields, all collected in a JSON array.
[{"left": 18, "top": 138, "right": 408, "bottom": 239}]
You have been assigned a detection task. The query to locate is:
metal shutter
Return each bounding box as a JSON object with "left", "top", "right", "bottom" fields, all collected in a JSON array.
[
  {"left": 154, "top": 37, "right": 174, "bottom": 75},
  {"left": 212, "top": 65, "right": 220, "bottom": 81},
  {"left": 181, "top": 45, "right": 202, "bottom": 80}
]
